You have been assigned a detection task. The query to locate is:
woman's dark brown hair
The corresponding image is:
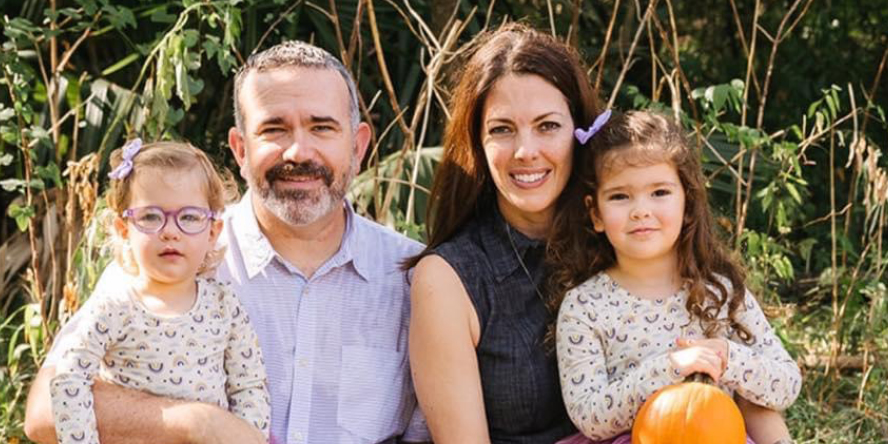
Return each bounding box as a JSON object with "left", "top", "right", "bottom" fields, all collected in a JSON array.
[
  {"left": 546, "top": 111, "right": 753, "bottom": 342},
  {"left": 406, "top": 22, "right": 602, "bottom": 267}
]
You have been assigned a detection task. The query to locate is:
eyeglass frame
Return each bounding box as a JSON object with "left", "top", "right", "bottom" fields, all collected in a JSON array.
[{"left": 122, "top": 206, "right": 219, "bottom": 236}]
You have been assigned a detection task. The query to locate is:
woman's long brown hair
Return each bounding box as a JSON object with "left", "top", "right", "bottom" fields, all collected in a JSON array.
[
  {"left": 405, "top": 22, "right": 602, "bottom": 268},
  {"left": 546, "top": 111, "right": 753, "bottom": 343}
]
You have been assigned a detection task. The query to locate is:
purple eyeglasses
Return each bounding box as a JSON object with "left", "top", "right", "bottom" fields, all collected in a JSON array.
[{"left": 122, "top": 206, "right": 218, "bottom": 235}]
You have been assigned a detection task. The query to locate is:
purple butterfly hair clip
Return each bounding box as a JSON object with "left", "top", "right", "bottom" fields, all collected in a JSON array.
[
  {"left": 574, "top": 109, "right": 612, "bottom": 145},
  {"left": 108, "top": 138, "right": 143, "bottom": 180}
]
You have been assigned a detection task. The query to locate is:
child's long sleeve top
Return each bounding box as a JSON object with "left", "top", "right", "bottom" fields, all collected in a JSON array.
[
  {"left": 50, "top": 277, "right": 270, "bottom": 444},
  {"left": 556, "top": 272, "right": 801, "bottom": 440}
]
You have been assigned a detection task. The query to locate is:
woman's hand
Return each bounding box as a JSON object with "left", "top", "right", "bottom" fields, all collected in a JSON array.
[{"left": 668, "top": 337, "right": 728, "bottom": 382}]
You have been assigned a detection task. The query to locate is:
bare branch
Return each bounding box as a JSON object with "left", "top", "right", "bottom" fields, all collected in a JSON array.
[
  {"left": 592, "top": 0, "right": 621, "bottom": 91},
  {"left": 606, "top": 0, "right": 658, "bottom": 109}
]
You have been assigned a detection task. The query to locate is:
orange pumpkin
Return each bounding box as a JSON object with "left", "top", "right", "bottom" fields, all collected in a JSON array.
[{"left": 631, "top": 377, "right": 746, "bottom": 444}]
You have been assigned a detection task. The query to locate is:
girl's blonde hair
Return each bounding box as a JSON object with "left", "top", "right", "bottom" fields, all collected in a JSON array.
[
  {"left": 547, "top": 111, "right": 753, "bottom": 343},
  {"left": 106, "top": 141, "right": 238, "bottom": 275}
]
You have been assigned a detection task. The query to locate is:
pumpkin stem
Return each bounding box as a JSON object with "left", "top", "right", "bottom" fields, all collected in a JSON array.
[{"left": 689, "top": 372, "right": 714, "bottom": 384}]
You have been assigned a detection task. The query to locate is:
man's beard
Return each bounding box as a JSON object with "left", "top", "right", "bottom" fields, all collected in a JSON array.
[{"left": 248, "top": 157, "right": 357, "bottom": 226}]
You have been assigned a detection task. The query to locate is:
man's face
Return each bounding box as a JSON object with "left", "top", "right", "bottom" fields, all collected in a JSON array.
[{"left": 229, "top": 66, "right": 369, "bottom": 227}]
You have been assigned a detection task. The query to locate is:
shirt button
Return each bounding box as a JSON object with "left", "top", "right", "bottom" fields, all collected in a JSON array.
[
  {"left": 297, "top": 358, "right": 309, "bottom": 368},
  {"left": 293, "top": 432, "right": 304, "bottom": 442}
]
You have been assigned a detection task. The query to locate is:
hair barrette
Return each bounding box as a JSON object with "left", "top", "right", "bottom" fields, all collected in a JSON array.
[
  {"left": 108, "top": 138, "right": 143, "bottom": 180},
  {"left": 574, "top": 109, "right": 612, "bottom": 145}
]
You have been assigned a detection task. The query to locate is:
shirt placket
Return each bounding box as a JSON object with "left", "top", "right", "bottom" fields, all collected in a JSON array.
[{"left": 287, "top": 282, "right": 317, "bottom": 443}]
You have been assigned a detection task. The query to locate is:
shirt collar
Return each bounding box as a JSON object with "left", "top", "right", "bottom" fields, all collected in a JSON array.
[
  {"left": 227, "top": 190, "right": 369, "bottom": 281},
  {"left": 478, "top": 206, "right": 544, "bottom": 283},
  {"left": 327, "top": 203, "right": 371, "bottom": 282}
]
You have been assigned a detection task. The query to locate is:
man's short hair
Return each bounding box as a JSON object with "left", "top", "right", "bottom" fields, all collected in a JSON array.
[{"left": 233, "top": 41, "right": 360, "bottom": 131}]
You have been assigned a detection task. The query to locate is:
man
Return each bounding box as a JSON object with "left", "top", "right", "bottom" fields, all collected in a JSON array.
[{"left": 25, "top": 41, "right": 429, "bottom": 444}]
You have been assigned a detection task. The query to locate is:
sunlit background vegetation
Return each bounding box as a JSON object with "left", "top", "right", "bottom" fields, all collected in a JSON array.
[{"left": 1, "top": 1, "right": 887, "bottom": 442}]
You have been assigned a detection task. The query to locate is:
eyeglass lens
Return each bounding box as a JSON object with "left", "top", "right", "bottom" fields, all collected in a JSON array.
[{"left": 130, "top": 207, "right": 210, "bottom": 234}]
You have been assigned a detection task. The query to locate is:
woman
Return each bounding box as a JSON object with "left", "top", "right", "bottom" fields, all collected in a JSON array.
[
  {"left": 407, "top": 23, "right": 600, "bottom": 443},
  {"left": 408, "top": 22, "right": 795, "bottom": 444}
]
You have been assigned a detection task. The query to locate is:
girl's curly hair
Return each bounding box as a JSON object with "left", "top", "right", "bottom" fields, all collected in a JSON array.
[{"left": 546, "top": 111, "right": 753, "bottom": 344}]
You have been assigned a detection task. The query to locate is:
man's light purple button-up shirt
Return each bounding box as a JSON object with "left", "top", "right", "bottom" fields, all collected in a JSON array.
[{"left": 217, "top": 192, "right": 428, "bottom": 444}]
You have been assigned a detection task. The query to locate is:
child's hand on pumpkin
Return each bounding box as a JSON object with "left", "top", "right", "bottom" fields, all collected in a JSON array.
[
  {"left": 676, "top": 337, "right": 729, "bottom": 366},
  {"left": 668, "top": 338, "right": 727, "bottom": 382}
]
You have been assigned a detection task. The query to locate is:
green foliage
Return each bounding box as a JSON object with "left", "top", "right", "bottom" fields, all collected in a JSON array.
[{"left": 0, "top": 305, "right": 37, "bottom": 442}]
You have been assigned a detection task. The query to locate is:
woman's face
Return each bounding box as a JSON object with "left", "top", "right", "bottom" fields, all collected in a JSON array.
[{"left": 481, "top": 74, "right": 575, "bottom": 232}]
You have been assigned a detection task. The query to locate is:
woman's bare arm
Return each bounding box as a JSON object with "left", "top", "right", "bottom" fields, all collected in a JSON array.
[{"left": 409, "top": 255, "right": 489, "bottom": 444}]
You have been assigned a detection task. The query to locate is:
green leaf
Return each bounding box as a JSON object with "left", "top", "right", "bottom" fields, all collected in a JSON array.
[
  {"left": 187, "top": 76, "right": 204, "bottom": 96},
  {"left": 0, "top": 107, "right": 14, "bottom": 121},
  {"left": 825, "top": 94, "right": 837, "bottom": 120},
  {"left": 203, "top": 35, "right": 221, "bottom": 58},
  {"left": 222, "top": 7, "right": 242, "bottom": 49},
  {"left": 81, "top": 0, "right": 100, "bottom": 15},
  {"left": 776, "top": 201, "right": 788, "bottom": 229},
  {"left": 182, "top": 29, "right": 199, "bottom": 48},
  {"left": 797, "top": 238, "right": 817, "bottom": 264},
  {"left": 1, "top": 125, "right": 18, "bottom": 143},
  {"left": 712, "top": 85, "right": 728, "bottom": 112},
  {"left": 102, "top": 4, "right": 137, "bottom": 29},
  {"left": 0, "top": 153, "right": 13, "bottom": 166},
  {"left": 27, "top": 125, "right": 50, "bottom": 147},
  {"left": 58, "top": 133, "right": 70, "bottom": 159},
  {"left": 703, "top": 86, "right": 716, "bottom": 106},
  {"left": 785, "top": 182, "right": 802, "bottom": 204},
  {"left": 166, "top": 107, "right": 185, "bottom": 126},
  {"left": 0, "top": 178, "right": 26, "bottom": 191},
  {"left": 7, "top": 203, "right": 35, "bottom": 232},
  {"left": 807, "top": 99, "right": 821, "bottom": 119},
  {"left": 150, "top": 6, "right": 177, "bottom": 24},
  {"left": 759, "top": 185, "right": 774, "bottom": 211},
  {"left": 36, "top": 163, "right": 63, "bottom": 188},
  {"left": 65, "top": 75, "right": 82, "bottom": 114},
  {"left": 101, "top": 52, "right": 140, "bottom": 76},
  {"left": 33, "top": 81, "right": 47, "bottom": 103}
]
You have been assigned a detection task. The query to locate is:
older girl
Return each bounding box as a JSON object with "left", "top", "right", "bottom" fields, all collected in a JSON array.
[{"left": 550, "top": 111, "right": 801, "bottom": 444}]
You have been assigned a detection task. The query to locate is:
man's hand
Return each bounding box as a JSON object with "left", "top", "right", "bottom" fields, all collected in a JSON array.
[{"left": 182, "top": 402, "right": 267, "bottom": 444}]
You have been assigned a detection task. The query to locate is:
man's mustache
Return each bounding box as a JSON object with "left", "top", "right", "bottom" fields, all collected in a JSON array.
[{"left": 265, "top": 161, "right": 333, "bottom": 186}]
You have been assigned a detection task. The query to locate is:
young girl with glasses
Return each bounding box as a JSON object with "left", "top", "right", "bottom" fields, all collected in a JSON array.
[
  {"left": 49, "top": 140, "right": 270, "bottom": 444},
  {"left": 549, "top": 111, "right": 801, "bottom": 444}
]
